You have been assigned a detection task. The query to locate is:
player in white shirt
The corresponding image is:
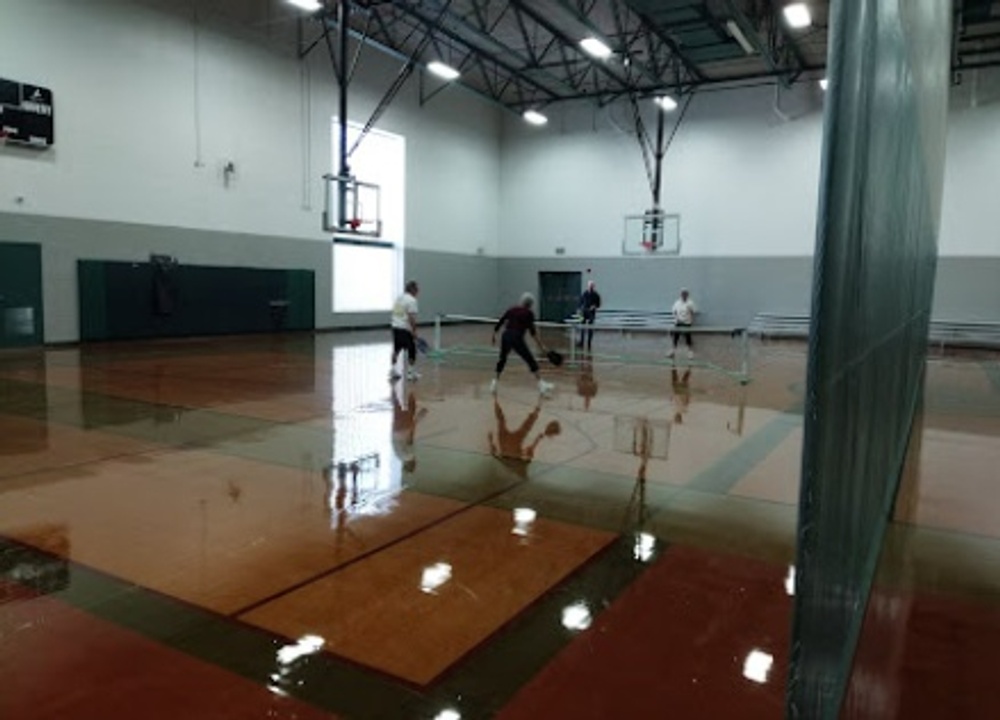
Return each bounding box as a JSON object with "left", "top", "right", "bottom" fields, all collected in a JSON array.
[
  {"left": 667, "top": 288, "right": 697, "bottom": 360},
  {"left": 390, "top": 280, "right": 421, "bottom": 381}
]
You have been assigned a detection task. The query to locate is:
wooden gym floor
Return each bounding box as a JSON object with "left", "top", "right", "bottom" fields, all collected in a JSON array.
[{"left": 1, "top": 328, "right": 998, "bottom": 719}]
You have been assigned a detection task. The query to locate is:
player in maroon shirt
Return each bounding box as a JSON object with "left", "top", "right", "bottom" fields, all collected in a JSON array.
[{"left": 490, "top": 292, "right": 555, "bottom": 396}]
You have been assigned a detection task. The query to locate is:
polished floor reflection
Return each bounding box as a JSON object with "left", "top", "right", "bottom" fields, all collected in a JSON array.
[{"left": 1, "top": 331, "right": 997, "bottom": 718}]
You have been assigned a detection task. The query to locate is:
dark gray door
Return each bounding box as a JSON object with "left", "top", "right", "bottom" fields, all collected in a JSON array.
[
  {"left": 0, "top": 242, "right": 44, "bottom": 348},
  {"left": 538, "top": 271, "right": 581, "bottom": 323}
]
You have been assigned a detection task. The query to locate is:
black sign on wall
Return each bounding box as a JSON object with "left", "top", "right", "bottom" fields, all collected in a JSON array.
[{"left": 0, "top": 78, "right": 54, "bottom": 148}]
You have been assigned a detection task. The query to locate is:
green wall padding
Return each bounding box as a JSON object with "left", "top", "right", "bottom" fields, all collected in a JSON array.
[
  {"left": 78, "top": 260, "right": 315, "bottom": 341},
  {"left": 789, "top": 1, "right": 951, "bottom": 717},
  {"left": 0, "top": 241, "right": 44, "bottom": 348}
]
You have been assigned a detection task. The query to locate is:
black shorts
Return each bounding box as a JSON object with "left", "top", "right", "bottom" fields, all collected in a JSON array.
[{"left": 393, "top": 327, "right": 416, "bottom": 363}]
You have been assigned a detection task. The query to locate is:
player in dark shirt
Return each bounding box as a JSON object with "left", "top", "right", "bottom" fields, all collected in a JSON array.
[
  {"left": 577, "top": 280, "right": 602, "bottom": 351},
  {"left": 491, "top": 292, "right": 555, "bottom": 396}
]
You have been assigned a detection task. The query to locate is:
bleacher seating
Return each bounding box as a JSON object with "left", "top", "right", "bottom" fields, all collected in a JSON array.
[{"left": 748, "top": 312, "right": 1000, "bottom": 349}]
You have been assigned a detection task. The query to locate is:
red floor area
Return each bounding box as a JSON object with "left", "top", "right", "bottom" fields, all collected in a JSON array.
[
  {"left": 497, "top": 545, "right": 791, "bottom": 720},
  {"left": 845, "top": 584, "right": 1000, "bottom": 719},
  {"left": 0, "top": 581, "right": 336, "bottom": 720}
]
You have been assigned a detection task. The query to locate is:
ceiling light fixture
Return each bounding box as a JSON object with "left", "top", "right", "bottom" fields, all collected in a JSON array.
[
  {"left": 783, "top": 3, "right": 812, "bottom": 29},
  {"left": 427, "top": 61, "right": 460, "bottom": 81},
  {"left": 579, "top": 37, "right": 613, "bottom": 60},
  {"left": 523, "top": 109, "right": 548, "bottom": 126},
  {"left": 726, "top": 20, "right": 756, "bottom": 55},
  {"left": 654, "top": 95, "right": 678, "bottom": 112},
  {"left": 819, "top": 77, "right": 829, "bottom": 90},
  {"left": 287, "top": 0, "right": 322, "bottom": 12}
]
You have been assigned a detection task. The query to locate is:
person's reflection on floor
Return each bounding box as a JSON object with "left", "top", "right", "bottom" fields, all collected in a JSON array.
[
  {"left": 392, "top": 382, "right": 427, "bottom": 474},
  {"left": 577, "top": 360, "right": 598, "bottom": 410},
  {"left": 488, "top": 398, "right": 561, "bottom": 480},
  {"left": 671, "top": 367, "right": 692, "bottom": 424}
]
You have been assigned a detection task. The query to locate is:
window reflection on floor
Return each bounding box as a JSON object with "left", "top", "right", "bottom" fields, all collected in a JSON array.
[{"left": 329, "top": 343, "right": 402, "bottom": 522}]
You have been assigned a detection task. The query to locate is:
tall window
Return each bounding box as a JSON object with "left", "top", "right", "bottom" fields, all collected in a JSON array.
[{"left": 332, "top": 121, "right": 406, "bottom": 312}]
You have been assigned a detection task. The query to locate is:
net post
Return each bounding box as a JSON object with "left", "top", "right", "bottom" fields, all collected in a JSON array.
[
  {"left": 434, "top": 314, "right": 442, "bottom": 352},
  {"left": 740, "top": 329, "right": 750, "bottom": 383}
]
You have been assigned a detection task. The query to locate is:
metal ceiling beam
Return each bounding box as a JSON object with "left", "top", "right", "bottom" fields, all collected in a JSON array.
[{"left": 510, "top": 0, "right": 635, "bottom": 95}]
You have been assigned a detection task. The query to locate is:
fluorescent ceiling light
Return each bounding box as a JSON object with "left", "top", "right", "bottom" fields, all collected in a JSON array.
[
  {"left": 427, "top": 61, "right": 460, "bottom": 81},
  {"left": 654, "top": 95, "right": 678, "bottom": 112},
  {"left": 287, "top": 0, "right": 322, "bottom": 12},
  {"left": 580, "top": 37, "right": 613, "bottom": 60},
  {"left": 783, "top": 3, "right": 812, "bottom": 29},
  {"left": 523, "top": 109, "right": 548, "bottom": 126},
  {"left": 726, "top": 19, "right": 755, "bottom": 55},
  {"left": 819, "top": 77, "right": 828, "bottom": 90}
]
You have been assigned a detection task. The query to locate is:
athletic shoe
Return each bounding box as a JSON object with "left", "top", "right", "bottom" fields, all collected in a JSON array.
[
  {"left": 538, "top": 380, "right": 554, "bottom": 395},
  {"left": 687, "top": 349, "right": 695, "bottom": 360},
  {"left": 489, "top": 379, "right": 498, "bottom": 394},
  {"left": 389, "top": 369, "right": 402, "bottom": 381},
  {"left": 407, "top": 368, "right": 421, "bottom": 381},
  {"left": 666, "top": 349, "right": 675, "bottom": 358}
]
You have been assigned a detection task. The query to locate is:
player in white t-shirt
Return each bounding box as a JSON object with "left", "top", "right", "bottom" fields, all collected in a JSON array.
[
  {"left": 390, "top": 280, "right": 421, "bottom": 381},
  {"left": 667, "top": 288, "right": 697, "bottom": 359}
]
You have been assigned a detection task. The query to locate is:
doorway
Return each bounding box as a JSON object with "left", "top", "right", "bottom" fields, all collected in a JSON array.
[{"left": 538, "top": 271, "right": 581, "bottom": 323}]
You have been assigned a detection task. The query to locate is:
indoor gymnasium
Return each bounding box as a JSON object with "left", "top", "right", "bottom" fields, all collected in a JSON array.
[{"left": 1, "top": 1, "right": 999, "bottom": 718}]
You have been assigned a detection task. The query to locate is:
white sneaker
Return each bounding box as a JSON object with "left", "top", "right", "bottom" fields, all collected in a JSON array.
[
  {"left": 389, "top": 369, "right": 402, "bottom": 381},
  {"left": 538, "top": 380, "right": 554, "bottom": 395},
  {"left": 407, "top": 368, "right": 421, "bottom": 381},
  {"left": 489, "top": 379, "right": 498, "bottom": 394},
  {"left": 666, "top": 348, "right": 675, "bottom": 359},
  {"left": 686, "top": 349, "right": 695, "bottom": 360}
]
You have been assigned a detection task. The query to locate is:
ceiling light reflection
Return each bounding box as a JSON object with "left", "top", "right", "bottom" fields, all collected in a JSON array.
[
  {"left": 633, "top": 532, "right": 656, "bottom": 562},
  {"left": 561, "top": 601, "right": 592, "bottom": 631},
  {"left": 276, "top": 634, "right": 325, "bottom": 665},
  {"left": 512, "top": 507, "right": 537, "bottom": 536},
  {"left": 743, "top": 649, "right": 774, "bottom": 684},
  {"left": 421, "top": 562, "right": 453, "bottom": 594}
]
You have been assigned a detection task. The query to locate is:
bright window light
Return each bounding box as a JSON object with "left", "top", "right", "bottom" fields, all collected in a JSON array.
[
  {"left": 427, "top": 61, "right": 460, "bottom": 81},
  {"left": 331, "top": 120, "right": 405, "bottom": 313},
  {"left": 783, "top": 3, "right": 812, "bottom": 29},
  {"left": 655, "top": 95, "right": 678, "bottom": 112},
  {"left": 819, "top": 77, "right": 829, "bottom": 91},
  {"left": 743, "top": 649, "right": 774, "bottom": 684},
  {"left": 523, "top": 109, "right": 548, "bottom": 126},
  {"left": 580, "top": 37, "right": 613, "bottom": 59},
  {"left": 287, "top": 0, "right": 322, "bottom": 12}
]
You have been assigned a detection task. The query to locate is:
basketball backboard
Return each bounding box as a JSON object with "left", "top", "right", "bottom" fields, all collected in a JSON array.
[
  {"left": 323, "top": 174, "right": 383, "bottom": 238},
  {"left": 623, "top": 211, "right": 680, "bottom": 255}
]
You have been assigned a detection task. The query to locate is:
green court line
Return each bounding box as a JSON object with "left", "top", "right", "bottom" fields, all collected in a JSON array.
[{"left": 686, "top": 408, "right": 803, "bottom": 496}]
